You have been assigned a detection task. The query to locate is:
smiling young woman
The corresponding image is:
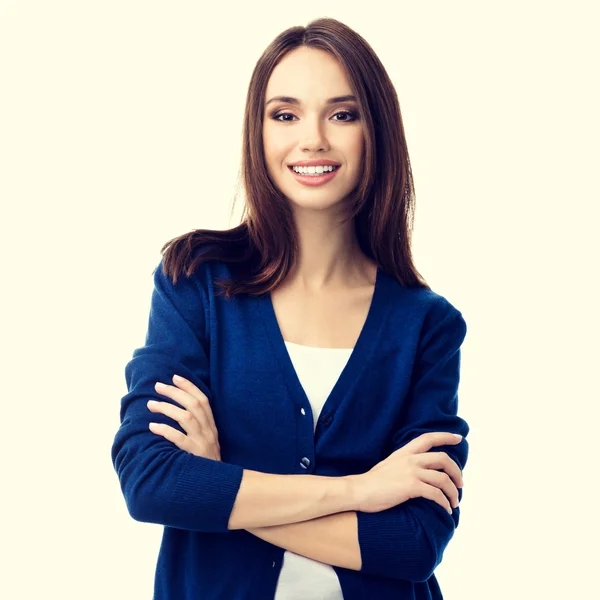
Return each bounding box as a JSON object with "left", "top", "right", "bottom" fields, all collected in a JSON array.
[
  {"left": 111, "top": 16, "right": 469, "bottom": 600},
  {"left": 155, "top": 20, "right": 423, "bottom": 297}
]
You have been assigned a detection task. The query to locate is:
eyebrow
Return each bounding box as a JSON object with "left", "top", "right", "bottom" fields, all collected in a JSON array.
[{"left": 265, "top": 94, "right": 357, "bottom": 107}]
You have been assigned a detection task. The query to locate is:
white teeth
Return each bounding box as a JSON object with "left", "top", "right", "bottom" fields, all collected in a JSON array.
[{"left": 292, "top": 165, "right": 338, "bottom": 175}]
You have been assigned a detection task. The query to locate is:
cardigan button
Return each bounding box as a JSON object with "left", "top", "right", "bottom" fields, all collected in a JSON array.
[
  {"left": 322, "top": 414, "right": 333, "bottom": 427},
  {"left": 300, "top": 457, "right": 311, "bottom": 469},
  {"left": 300, "top": 407, "right": 306, "bottom": 416}
]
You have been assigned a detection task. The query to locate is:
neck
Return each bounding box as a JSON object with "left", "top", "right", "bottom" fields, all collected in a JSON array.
[{"left": 284, "top": 209, "right": 373, "bottom": 292}]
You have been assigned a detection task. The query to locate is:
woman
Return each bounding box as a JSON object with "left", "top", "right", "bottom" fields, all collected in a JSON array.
[{"left": 111, "top": 17, "right": 468, "bottom": 600}]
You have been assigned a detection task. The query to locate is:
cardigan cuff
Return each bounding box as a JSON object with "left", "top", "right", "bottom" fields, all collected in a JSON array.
[
  {"left": 357, "top": 504, "right": 434, "bottom": 582},
  {"left": 167, "top": 452, "right": 245, "bottom": 532}
]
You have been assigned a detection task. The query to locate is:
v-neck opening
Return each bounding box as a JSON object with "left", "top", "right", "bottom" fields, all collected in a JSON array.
[
  {"left": 256, "top": 267, "right": 392, "bottom": 422},
  {"left": 284, "top": 340, "right": 354, "bottom": 351}
]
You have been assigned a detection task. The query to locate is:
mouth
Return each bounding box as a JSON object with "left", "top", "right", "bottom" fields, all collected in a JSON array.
[{"left": 287, "top": 165, "right": 341, "bottom": 187}]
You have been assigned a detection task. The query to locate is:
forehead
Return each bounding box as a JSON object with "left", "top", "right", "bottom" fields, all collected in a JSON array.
[{"left": 265, "top": 47, "right": 352, "bottom": 101}]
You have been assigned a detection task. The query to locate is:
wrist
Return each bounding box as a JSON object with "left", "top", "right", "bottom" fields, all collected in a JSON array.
[{"left": 340, "top": 474, "right": 362, "bottom": 512}]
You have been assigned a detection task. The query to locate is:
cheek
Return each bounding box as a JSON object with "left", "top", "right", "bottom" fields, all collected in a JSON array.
[
  {"left": 263, "top": 134, "right": 287, "bottom": 164},
  {"left": 336, "top": 129, "right": 364, "bottom": 160},
  {"left": 262, "top": 142, "right": 279, "bottom": 168},
  {"left": 349, "top": 131, "right": 365, "bottom": 154}
]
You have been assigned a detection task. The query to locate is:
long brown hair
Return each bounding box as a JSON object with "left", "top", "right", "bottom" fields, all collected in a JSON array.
[{"left": 161, "top": 17, "right": 429, "bottom": 296}]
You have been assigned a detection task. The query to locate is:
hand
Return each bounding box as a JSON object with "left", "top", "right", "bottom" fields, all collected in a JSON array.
[
  {"left": 346, "top": 432, "right": 464, "bottom": 515},
  {"left": 147, "top": 375, "right": 221, "bottom": 461}
]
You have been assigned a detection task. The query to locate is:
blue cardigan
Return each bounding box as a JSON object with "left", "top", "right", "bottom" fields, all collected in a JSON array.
[{"left": 111, "top": 255, "right": 469, "bottom": 600}]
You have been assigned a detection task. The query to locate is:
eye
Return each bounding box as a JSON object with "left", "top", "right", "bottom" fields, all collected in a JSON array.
[
  {"left": 271, "top": 110, "right": 358, "bottom": 123},
  {"left": 272, "top": 112, "right": 296, "bottom": 122},
  {"left": 332, "top": 110, "right": 357, "bottom": 122}
]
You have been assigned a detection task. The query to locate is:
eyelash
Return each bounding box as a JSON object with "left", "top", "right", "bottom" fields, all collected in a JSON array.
[{"left": 271, "top": 110, "right": 358, "bottom": 123}]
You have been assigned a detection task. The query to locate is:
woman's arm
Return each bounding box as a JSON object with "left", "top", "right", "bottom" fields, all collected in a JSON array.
[
  {"left": 113, "top": 259, "right": 361, "bottom": 534},
  {"left": 246, "top": 511, "right": 361, "bottom": 571},
  {"left": 146, "top": 376, "right": 359, "bottom": 530},
  {"left": 227, "top": 469, "right": 356, "bottom": 530}
]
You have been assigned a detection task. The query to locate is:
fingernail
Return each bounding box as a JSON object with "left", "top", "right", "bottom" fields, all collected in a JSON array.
[
  {"left": 173, "top": 374, "right": 184, "bottom": 382},
  {"left": 453, "top": 434, "right": 462, "bottom": 439},
  {"left": 155, "top": 382, "right": 166, "bottom": 389}
]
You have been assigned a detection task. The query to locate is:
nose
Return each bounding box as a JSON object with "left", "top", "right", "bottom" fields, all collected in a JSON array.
[{"left": 298, "top": 116, "right": 330, "bottom": 153}]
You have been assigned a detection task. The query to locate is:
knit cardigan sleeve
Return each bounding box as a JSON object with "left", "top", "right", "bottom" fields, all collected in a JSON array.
[
  {"left": 110, "top": 258, "right": 244, "bottom": 532},
  {"left": 356, "top": 299, "right": 469, "bottom": 582}
]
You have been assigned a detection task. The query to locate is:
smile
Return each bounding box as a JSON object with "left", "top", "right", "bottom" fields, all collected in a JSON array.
[{"left": 287, "top": 165, "right": 341, "bottom": 187}]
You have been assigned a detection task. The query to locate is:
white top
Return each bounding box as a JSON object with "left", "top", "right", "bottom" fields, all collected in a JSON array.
[{"left": 273, "top": 340, "right": 353, "bottom": 600}]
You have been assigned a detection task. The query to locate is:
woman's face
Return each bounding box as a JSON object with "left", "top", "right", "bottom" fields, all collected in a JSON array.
[{"left": 263, "top": 46, "right": 365, "bottom": 215}]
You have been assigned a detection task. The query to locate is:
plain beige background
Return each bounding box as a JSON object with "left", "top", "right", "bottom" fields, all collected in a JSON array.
[{"left": 1, "top": 1, "right": 598, "bottom": 598}]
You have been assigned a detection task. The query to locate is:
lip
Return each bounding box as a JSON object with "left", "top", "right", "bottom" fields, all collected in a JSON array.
[
  {"left": 288, "top": 159, "right": 341, "bottom": 167},
  {"left": 288, "top": 164, "right": 341, "bottom": 187}
]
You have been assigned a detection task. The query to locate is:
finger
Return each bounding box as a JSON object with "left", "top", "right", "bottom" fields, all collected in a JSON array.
[
  {"left": 147, "top": 400, "right": 201, "bottom": 436},
  {"left": 419, "top": 468, "right": 459, "bottom": 509},
  {"left": 416, "top": 481, "right": 454, "bottom": 515},
  {"left": 417, "top": 451, "right": 463, "bottom": 489},
  {"left": 172, "top": 374, "right": 208, "bottom": 403},
  {"left": 171, "top": 375, "right": 219, "bottom": 433},
  {"left": 420, "top": 432, "right": 463, "bottom": 451},
  {"left": 401, "top": 432, "right": 462, "bottom": 457},
  {"left": 149, "top": 422, "right": 191, "bottom": 453},
  {"left": 154, "top": 382, "right": 214, "bottom": 433}
]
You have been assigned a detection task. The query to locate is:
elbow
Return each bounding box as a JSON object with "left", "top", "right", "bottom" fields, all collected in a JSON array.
[
  {"left": 112, "top": 458, "right": 155, "bottom": 524},
  {"left": 357, "top": 499, "right": 456, "bottom": 582},
  {"left": 389, "top": 533, "right": 441, "bottom": 583},
  {"left": 392, "top": 534, "right": 439, "bottom": 583},
  {"left": 357, "top": 506, "right": 442, "bottom": 582},
  {"left": 118, "top": 468, "right": 177, "bottom": 527},
  {"left": 120, "top": 476, "right": 152, "bottom": 524},
  {"left": 409, "top": 541, "right": 439, "bottom": 583},
  {"left": 359, "top": 536, "right": 437, "bottom": 583},
  {"left": 126, "top": 488, "right": 167, "bottom": 526},
  {"left": 111, "top": 436, "right": 175, "bottom": 525},
  {"left": 409, "top": 503, "right": 459, "bottom": 582}
]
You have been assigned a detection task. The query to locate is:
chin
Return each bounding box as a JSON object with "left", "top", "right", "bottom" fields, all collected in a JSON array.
[{"left": 286, "top": 194, "right": 351, "bottom": 213}]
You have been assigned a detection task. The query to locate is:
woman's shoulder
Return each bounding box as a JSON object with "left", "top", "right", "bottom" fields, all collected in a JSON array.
[
  {"left": 156, "top": 241, "right": 228, "bottom": 283},
  {"left": 384, "top": 274, "right": 465, "bottom": 325}
]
